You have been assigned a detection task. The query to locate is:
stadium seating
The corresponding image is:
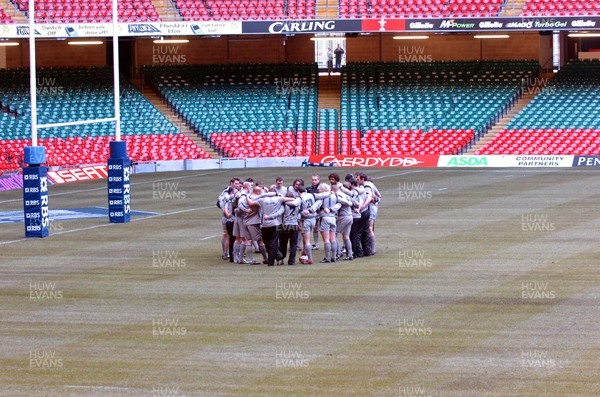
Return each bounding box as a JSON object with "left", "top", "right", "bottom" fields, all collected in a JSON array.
[
  {"left": 339, "top": 0, "right": 503, "bottom": 18},
  {"left": 522, "top": 0, "right": 600, "bottom": 16},
  {"left": 0, "top": 134, "right": 209, "bottom": 171},
  {"left": 476, "top": 60, "right": 600, "bottom": 155},
  {"left": 0, "top": 6, "right": 15, "bottom": 23},
  {"left": 13, "top": 0, "right": 161, "bottom": 23},
  {"left": 341, "top": 60, "right": 539, "bottom": 155},
  {"left": 0, "top": 67, "right": 210, "bottom": 171},
  {"left": 173, "top": 0, "right": 314, "bottom": 21},
  {"left": 142, "top": 63, "right": 318, "bottom": 157}
]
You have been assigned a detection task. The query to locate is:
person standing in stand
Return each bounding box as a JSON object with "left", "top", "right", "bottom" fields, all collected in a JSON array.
[{"left": 334, "top": 44, "right": 345, "bottom": 70}]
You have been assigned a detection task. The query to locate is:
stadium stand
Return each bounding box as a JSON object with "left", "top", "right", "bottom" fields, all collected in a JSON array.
[
  {"left": 0, "top": 67, "right": 208, "bottom": 171},
  {"left": 142, "top": 63, "right": 318, "bottom": 157},
  {"left": 476, "top": 60, "right": 600, "bottom": 155},
  {"left": 340, "top": 60, "right": 539, "bottom": 155},
  {"left": 174, "top": 0, "right": 314, "bottom": 21},
  {"left": 522, "top": 0, "right": 600, "bottom": 16},
  {"left": 12, "top": 0, "right": 161, "bottom": 23},
  {"left": 339, "top": 0, "right": 503, "bottom": 19},
  {"left": 0, "top": 5, "right": 14, "bottom": 23}
]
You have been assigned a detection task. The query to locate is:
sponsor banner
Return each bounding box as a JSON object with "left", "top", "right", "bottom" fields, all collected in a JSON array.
[
  {"left": 439, "top": 155, "right": 574, "bottom": 167},
  {"left": 362, "top": 18, "right": 406, "bottom": 32},
  {"left": 405, "top": 17, "right": 600, "bottom": 31},
  {"left": 308, "top": 154, "right": 439, "bottom": 167},
  {"left": 573, "top": 156, "right": 600, "bottom": 167},
  {"left": 47, "top": 165, "right": 108, "bottom": 184},
  {"left": 119, "top": 21, "right": 242, "bottom": 36},
  {"left": 242, "top": 19, "right": 362, "bottom": 34},
  {"left": 0, "top": 21, "right": 241, "bottom": 38},
  {"left": 0, "top": 173, "right": 23, "bottom": 191},
  {"left": 23, "top": 166, "right": 49, "bottom": 238}
]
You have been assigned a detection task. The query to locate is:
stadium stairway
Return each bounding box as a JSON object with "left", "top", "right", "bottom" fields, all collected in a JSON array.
[
  {"left": 131, "top": 78, "right": 221, "bottom": 158},
  {"left": 148, "top": 0, "right": 181, "bottom": 21},
  {"left": 467, "top": 73, "right": 554, "bottom": 154},
  {"left": 317, "top": 73, "right": 341, "bottom": 154},
  {"left": 316, "top": 0, "right": 339, "bottom": 18},
  {"left": 0, "top": 0, "right": 26, "bottom": 23},
  {"left": 499, "top": 0, "right": 527, "bottom": 16}
]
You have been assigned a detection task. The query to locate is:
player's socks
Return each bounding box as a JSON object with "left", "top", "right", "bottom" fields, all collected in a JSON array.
[
  {"left": 239, "top": 244, "right": 246, "bottom": 263},
  {"left": 233, "top": 241, "right": 240, "bottom": 262},
  {"left": 324, "top": 242, "right": 331, "bottom": 261},
  {"left": 247, "top": 246, "right": 255, "bottom": 263},
  {"left": 331, "top": 241, "right": 338, "bottom": 261},
  {"left": 305, "top": 244, "right": 313, "bottom": 261},
  {"left": 370, "top": 235, "right": 376, "bottom": 253},
  {"left": 313, "top": 230, "right": 319, "bottom": 246},
  {"left": 344, "top": 238, "right": 353, "bottom": 259},
  {"left": 221, "top": 237, "right": 227, "bottom": 257},
  {"left": 259, "top": 244, "right": 268, "bottom": 262}
]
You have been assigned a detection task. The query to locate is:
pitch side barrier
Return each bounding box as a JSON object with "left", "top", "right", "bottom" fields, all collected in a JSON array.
[{"left": 4, "top": 155, "right": 599, "bottom": 191}]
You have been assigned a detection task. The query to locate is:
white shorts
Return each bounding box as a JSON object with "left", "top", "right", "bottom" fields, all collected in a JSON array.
[
  {"left": 319, "top": 216, "right": 336, "bottom": 232},
  {"left": 369, "top": 203, "right": 378, "bottom": 221},
  {"left": 301, "top": 218, "right": 316, "bottom": 233}
]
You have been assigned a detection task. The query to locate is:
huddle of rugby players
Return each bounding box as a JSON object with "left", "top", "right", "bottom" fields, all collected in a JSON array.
[{"left": 217, "top": 172, "right": 381, "bottom": 266}]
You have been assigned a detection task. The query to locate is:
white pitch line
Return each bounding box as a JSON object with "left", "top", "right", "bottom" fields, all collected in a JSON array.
[
  {"left": 64, "top": 385, "right": 130, "bottom": 390},
  {"left": 0, "top": 170, "right": 227, "bottom": 205},
  {"left": 200, "top": 234, "right": 218, "bottom": 241},
  {"left": 0, "top": 206, "right": 215, "bottom": 245},
  {"left": 286, "top": 311, "right": 341, "bottom": 315}
]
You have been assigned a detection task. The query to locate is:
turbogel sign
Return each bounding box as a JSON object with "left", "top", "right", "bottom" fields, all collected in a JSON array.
[{"left": 268, "top": 20, "right": 335, "bottom": 33}]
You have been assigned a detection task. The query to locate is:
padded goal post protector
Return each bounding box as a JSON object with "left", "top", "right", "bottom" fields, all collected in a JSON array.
[
  {"left": 107, "top": 141, "right": 131, "bottom": 223},
  {"left": 23, "top": 146, "right": 49, "bottom": 237},
  {"left": 23, "top": 166, "right": 49, "bottom": 238},
  {"left": 24, "top": 145, "right": 46, "bottom": 166}
]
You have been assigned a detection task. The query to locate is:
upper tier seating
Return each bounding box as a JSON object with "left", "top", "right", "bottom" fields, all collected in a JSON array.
[
  {"left": 1, "top": 6, "right": 15, "bottom": 23},
  {"left": 174, "top": 0, "right": 314, "bottom": 21},
  {"left": 12, "top": 0, "right": 161, "bottom": 23},
  {"left": 339, "top": 0, "right": 503, "bottom": 18},
  {"left": 341, "top": 60, "right": 539, "bottom": 155},
  {"left": 142, "top": 63, "right": 318, "bottom": 157},
  {"left": 522, "top": 0, "right": 600, "bottom": 16}
]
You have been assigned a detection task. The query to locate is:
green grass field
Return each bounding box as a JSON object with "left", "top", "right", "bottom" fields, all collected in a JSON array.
[{"left": 1, "top": 167, "right": 600, "bottom": 397}]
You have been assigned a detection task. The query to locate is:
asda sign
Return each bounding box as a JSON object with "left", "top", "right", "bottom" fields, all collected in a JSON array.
[
  {"left": 438, "top": 155, "right": 575, "bottom": 167},
  {"left": 439, "top": 156, "right": 490, "bottom": 167}
]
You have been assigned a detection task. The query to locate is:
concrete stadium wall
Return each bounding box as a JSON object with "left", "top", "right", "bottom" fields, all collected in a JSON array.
[
  {"left": 348, "top": 32, "right": 544, "bottom": 63},
  {"left": 4, "top": 39, "right": 107, "bottom": 68},
  {"left": 2, "top": 32, "right": 549, "bottom": 69}
]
